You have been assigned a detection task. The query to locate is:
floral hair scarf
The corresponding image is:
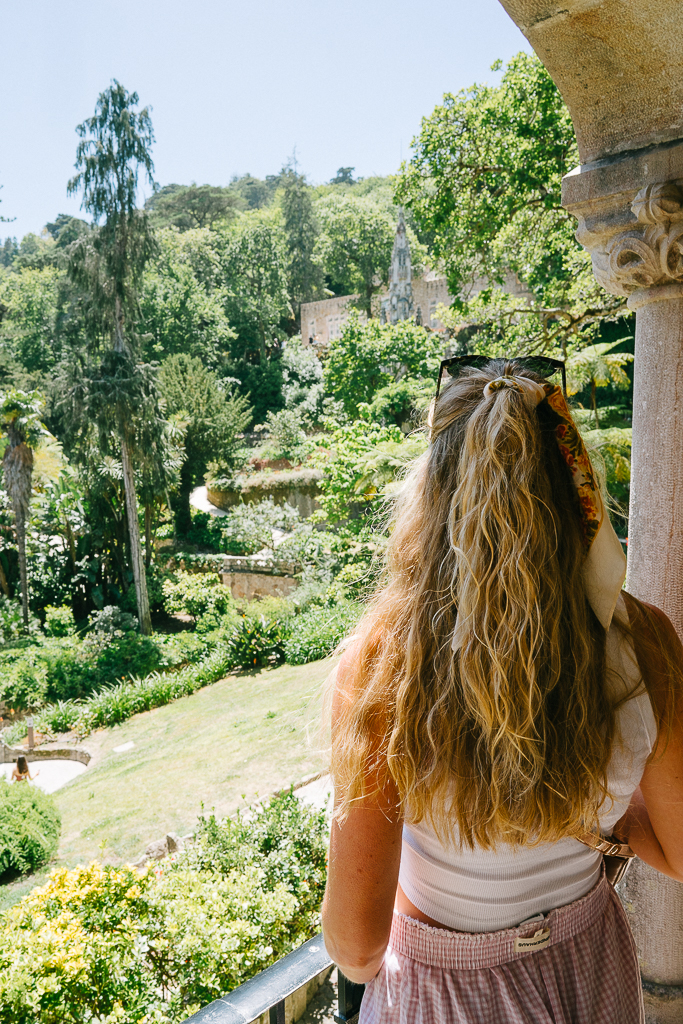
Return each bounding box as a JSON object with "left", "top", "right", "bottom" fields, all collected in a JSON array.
[{"left": 542, "top": 383, "right": 626, "bottom": 630}]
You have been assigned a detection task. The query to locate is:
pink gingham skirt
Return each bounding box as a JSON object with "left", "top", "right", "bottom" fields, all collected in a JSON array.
[{"left": 359, "top": 870, "right": 643, "bottom": 1023}]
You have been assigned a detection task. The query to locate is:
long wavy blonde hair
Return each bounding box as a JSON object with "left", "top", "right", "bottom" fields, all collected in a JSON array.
[{"left": 332, "top": 359, "right": 621, "bottom": 848}]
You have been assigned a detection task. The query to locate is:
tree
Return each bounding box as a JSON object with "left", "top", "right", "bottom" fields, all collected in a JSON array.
[
  {"left": 65, "top": 80, "right": 160, "bottom": 634},
  {"left": 330, "top": 167, "right": 356, "bottom": 185},
  {"left": 0, "top": 389, "right": 47, "bottom": 628},
  {"left": 323, "top": 314, "right": 443, "bottom": 419},
  {"left": 280, "top": 170, "right": 324, "bottom": 324},
  {"left": 44, "top": 214, "right": 90, "bottom": 248},
  {"left": 396, "top": 52, "right": 628, "bottom": 354},
  {"left": 314, "top": 194, "right": 396, "bottom": 316},
  {"left": 219, "top": 215, "right": 292, "bottom": 362},
  {"left": 0, "top": 238, "right": 18, "bottom": 267},
  {"left": 0, "top": 266, "right": 62, "bottom": 374},
  {"left": 280, "top": 336, "right": 324, "bottom": 423},
  {"left": 159, "top": 354, "right": 252, "bottom": 533},
  {"left": 145, "top": 183, "right": 239, "bottom": 231},
  {"left": 139, "top": 227, "right": 236, "bottom": 369}
]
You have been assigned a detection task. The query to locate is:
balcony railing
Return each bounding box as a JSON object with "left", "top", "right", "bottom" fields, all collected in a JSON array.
[{"left": 182, "top": 934, "right": 364, "bottom": 1024}]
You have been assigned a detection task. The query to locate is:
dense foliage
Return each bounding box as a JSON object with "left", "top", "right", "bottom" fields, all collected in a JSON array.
[
  {"left": 0, "top": 781, "right": 61, "bottom": 877},
  {"left": 396, "top": 52, "right": 631, "bottom": 354},
  {"left": 0, "top": 791, "right": 328, "bottom": 1023},
  {"left": 0, "top": 56, "right": 635, "bottom": 737},
  {"left": 284, "top": 601, "right": 362, "bottom": 665}
]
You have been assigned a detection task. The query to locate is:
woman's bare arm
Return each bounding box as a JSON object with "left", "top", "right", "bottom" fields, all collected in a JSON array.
[
  {"left": 321, "top": 651, "right": 404, "bottom": 984},
  {"left": 633, "top": 710, "right": 683, "bottom": 880},
  {"left": 615, "top": 786, "right": 682, "bottom": 880},
  {"left": 618, "top": 603, "right": 683, "bottom": 880},
  {"left": 322, "top": 799, "right": 403, "bottom": 983}
]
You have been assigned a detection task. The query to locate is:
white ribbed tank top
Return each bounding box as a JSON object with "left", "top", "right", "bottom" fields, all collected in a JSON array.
[{"left": 398, "top": 595, "right": 658, "bottom": 932}]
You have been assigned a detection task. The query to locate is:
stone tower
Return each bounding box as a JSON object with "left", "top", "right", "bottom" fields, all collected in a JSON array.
[{"left": 382, "top": 208, "right": 415, "bottom": 324}]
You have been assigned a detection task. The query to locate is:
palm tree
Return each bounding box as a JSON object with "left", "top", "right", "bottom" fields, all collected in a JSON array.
[
  {"left": 567, "top": 341, "right": 634, "bottom": 428},
  {"left": 0, "top": 390, "right": 46, "bottom": 630}
]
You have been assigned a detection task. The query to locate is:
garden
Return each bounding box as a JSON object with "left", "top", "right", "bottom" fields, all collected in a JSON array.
[{"left": 0, "top": 51, "right": 637, "bottom": 1023}]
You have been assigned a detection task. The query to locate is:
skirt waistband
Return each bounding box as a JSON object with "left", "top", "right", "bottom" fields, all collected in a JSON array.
[{"left": 389, "top": 868, "right": 612, "bottom": 971}]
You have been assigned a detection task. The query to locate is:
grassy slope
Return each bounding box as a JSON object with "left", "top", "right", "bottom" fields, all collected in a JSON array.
[{"left": 48, "top": 656, "right": 334, "bottom": 869}]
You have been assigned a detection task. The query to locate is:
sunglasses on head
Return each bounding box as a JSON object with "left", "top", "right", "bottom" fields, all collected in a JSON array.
[{"left": 435, "top": 354, "right": 567, "bottom": 400}]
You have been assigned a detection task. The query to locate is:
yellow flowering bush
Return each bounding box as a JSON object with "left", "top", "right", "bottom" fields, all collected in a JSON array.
[{"left": 0, "top": 792, "right": 328, "bottom": 1023}]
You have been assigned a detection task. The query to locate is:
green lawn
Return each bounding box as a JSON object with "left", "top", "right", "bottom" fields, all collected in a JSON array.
[{"left": 50, "top": 657, "right": 334, "bottom": 869}]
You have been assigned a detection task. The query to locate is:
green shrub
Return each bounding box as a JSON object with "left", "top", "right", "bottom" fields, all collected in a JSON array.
[
  {"left": 184, "top": 508, "right": 227, "bottom": 551},
  {"left": 24, "top": 640, "right": 234, "bottom": 737},
  {"left": 186, "top": 790, "right": 328, "bottom": 940},
  {"left": 162, "top": 570, "right": 235, "bottom": 625},
  {"left": 1, "top": 632, "right": 164, "bottom": 710},
  {"left": 219, "top": 499, "right": 300, "bottom": 556},
  {"left": 225, "top": 616, "right": 287, "bottom": 669},
  {"left": 262, "top": 408, "right": 307, "bottom": 460},
  {"left": 88, "top": 604, "right": 138, "bottom": 634},
  {"left": 284, "top": 601, "right": 362, "bottom": 665},
  {"left": 0, "top": 779, "right": 61, "bottom": 877},
  {"left": 0, "top": 793, "right": 328, "bottom": 1023},
  {"left": 0, "top": 597, "right": 39, "bottom": 643},
  {"left": 42, "top": 605, "right": 76, "bottom": 637},
  {"left": 241, "top": 595, "right": 295, "bottom": 621}
]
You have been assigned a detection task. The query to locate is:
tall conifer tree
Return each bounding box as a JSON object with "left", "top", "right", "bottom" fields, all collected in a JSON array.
[{"left": 65, "top": 81, "right": 159, "bottom": 634}]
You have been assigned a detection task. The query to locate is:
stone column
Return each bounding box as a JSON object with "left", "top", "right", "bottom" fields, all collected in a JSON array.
[{"left": 563, "top": 143, "right": 683, "bottom": 1016}]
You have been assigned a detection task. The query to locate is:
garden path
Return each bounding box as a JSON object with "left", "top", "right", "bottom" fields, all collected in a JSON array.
[
  {"left": 0, "top": 759, "right": 87, "bottom": 793},
  {"left": 190, "top": 484, "right": 228, "bottom": 516}
]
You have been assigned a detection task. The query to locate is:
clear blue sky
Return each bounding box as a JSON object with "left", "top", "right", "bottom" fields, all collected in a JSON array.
[{"left": 0, "top": 0, "right": 529, "bottom": 241}]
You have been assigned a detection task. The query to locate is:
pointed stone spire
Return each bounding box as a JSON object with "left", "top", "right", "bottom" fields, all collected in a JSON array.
[{"left": 383, "top": 208, "right": 414, "bottom": 324}]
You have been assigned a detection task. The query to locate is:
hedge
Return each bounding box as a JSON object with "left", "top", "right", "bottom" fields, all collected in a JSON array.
[{"left": 0, "top": 780, "right": 61, "bottom": 877}]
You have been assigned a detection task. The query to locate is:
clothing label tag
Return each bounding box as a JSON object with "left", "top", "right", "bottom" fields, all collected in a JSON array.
[{"left": 514, "top": 928, "right": 551, "bottom": 953}]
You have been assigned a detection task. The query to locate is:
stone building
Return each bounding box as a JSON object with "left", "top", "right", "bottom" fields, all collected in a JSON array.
[
  {"left": 301, "top": 211, "right": 454, "bottom": 347},
  {"left": 380, "top": 208, "right": 414, "bottom": 324},
  {"left": 300, "top": 212, "right": 531, "bottom": 348}
]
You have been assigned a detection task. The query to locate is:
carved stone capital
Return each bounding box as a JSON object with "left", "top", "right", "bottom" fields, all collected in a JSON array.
[
  {"left": 574, "top": 181, "right": 683, "bottom": 302},
  {"left": 562, "top": 139, "right": 683, "bottom": 309}
]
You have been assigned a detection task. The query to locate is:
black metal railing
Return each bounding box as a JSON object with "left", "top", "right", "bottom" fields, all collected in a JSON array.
[{"left": 182, "top": 934, "right": 364, "bottom": 1024}]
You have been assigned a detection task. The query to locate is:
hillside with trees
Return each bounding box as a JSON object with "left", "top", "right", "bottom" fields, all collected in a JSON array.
[{"left": 0, "top": 51, "right": 640, "bottom": 1024}]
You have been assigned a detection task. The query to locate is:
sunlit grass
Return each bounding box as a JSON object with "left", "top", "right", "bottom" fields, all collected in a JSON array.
[{"left": 0, "top": 657, "right": 334, "bottom": 911}]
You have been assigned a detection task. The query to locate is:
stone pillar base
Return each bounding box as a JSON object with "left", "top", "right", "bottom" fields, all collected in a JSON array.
[{"left": 643, "top": 981, "right": 683, "bottom": 1024}]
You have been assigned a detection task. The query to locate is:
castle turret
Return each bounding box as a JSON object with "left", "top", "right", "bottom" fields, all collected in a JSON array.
[{"left": 381, "top": 208, "right": 415, "bottom": 324}]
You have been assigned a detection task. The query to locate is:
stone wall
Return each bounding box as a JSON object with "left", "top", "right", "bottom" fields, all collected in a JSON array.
[
  {"left": 207, "top": 468, "right": 323, "bottom": 519},
  {"left": 301, "top": 272, "right": 454, "bottom": 346},
  {"left": 301, "top": 269, "right": 530, "bottom": 343},
  {"left": 301, "top": 294, "right": 364, "bottom": 347},
  {"left": 1, "top": 741, "right": 91, "bottom": 765},
  {"left": 223, "top": 571, "right": 298, "bottom": 602}
]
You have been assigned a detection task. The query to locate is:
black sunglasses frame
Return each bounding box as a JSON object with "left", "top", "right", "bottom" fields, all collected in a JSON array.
[{"left": 435, "top": 354, "right": 567, "bottom": 400}]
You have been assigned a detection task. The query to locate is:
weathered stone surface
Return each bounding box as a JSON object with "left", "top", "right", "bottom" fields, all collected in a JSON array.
[
  {"left": 497, "top": 0, "right": 683, "bottom": 165},
  {"left": 380, "top": 208, "right": 414, "bottom": 325},
  {"left": 618, "top": 859, "right": 683, "bottom": 985},
  {"left": 643, "top": 982, "right": 683, "bottom": 1024},
  {"left": 166, "top": 832, "right": 184, "bottom": 854},
  {"left": 207, "top": 469, "right": 323, "bottom": 519},
  {"left": 223, "top": 571, "right": 298, "bottom": 602},
  {"left": 562, "top": 141, "right": 683, "bottom": 303},
  {"left": 0, "top": 740, "right": 91, "bottom": 764},
  {"left": 144, "top": 837, "right": 169, "bottom": 861}
]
